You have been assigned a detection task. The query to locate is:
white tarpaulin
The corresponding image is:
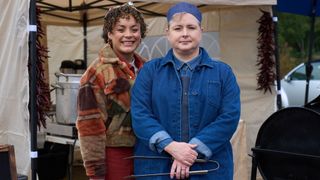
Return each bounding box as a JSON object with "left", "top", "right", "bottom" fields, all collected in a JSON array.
[{"left": 0, "top": 0, "right": 31, "bottom": 175}]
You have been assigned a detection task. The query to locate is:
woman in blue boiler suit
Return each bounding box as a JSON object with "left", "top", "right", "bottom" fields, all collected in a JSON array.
[{"left": 131, "top": 2, "right": 241, "bottom": 179}]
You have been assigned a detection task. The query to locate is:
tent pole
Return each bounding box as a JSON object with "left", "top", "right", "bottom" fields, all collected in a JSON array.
[
  {"left": 272, "top": 5, "right": 282, "bottom": 110},
  {"left": 304, "top": 0, "right": 317, "bottom": 105},
  {"left": 68, "top": 0, "right": 72, "bottom": 11},
  {"left": 29, "top": 0, "right": 38, "bottom": 179},
  {"left": 83, "top": 12, "right": 88, "bottom": 67}
]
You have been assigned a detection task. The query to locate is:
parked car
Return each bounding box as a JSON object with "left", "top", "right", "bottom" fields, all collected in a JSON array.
[{"left": 277, "top": 60, "right": 320, "bottom": 108}]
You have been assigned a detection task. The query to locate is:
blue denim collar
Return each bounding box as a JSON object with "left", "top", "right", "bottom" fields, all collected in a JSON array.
[{"left": 173, "top": 49, "right": 202, "bottom": 71}]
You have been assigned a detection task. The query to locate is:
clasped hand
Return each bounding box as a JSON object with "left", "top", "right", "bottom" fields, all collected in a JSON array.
[{"left": 164, "top": 141, "right": 198, "bottom": 179}]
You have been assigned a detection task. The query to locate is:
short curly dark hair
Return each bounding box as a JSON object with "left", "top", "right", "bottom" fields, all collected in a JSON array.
[{"left": 102, "top": 3, "right": 147, "bottom": 44}]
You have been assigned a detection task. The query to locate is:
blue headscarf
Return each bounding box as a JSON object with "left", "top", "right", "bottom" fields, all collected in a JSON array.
[{"left": 167, "top": 2, "right": 202, "bottom": 23}]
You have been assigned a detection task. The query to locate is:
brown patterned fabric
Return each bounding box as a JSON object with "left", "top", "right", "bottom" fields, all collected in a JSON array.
[{"left": 76, "top": 44, "right": 144, "bottom": 178}]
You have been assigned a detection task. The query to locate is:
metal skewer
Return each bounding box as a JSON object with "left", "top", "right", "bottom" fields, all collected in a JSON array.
[
  {"left": 124, "top": 170, "right": 209, "bottom": 179},
  {"left": 123, "top": 156, "right": 220, "bottom": 178}
]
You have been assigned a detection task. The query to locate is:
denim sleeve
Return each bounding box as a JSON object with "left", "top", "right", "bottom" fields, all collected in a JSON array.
[
  {"left": 150, "top": 130, "right": 173, "bottom": 153},
  {"left": 189, "top": 137, "right": 212, "bottom": 159},
  {"left": 156, "top": 138, "right": 173, "bottom": 153}
]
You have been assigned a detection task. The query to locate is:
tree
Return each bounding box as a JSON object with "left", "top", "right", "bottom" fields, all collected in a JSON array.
[
  {"left": 278, "top": 13, "right": 320, "bottom": 76},
  {"left": 278, "top": 13, "right": 311, "bottom": 59}
]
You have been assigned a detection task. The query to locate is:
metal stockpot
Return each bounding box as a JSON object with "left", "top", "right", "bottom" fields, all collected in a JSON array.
[{"left": 53, "top": 73, "right": 82, "bottom": 124}]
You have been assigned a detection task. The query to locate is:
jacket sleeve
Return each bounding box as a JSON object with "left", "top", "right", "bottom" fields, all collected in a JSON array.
[
  {"left": 76, "top": 69, "right": 107, "bottom": 179},
  {"left": 131, "top": 62, "right": 173, "bottom": 153},
  {"left": 189, "top": 64, "right": 241, "bottom": 159}
]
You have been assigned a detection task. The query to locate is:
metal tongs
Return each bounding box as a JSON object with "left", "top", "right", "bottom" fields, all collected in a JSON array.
[{"left": 123, "top": 156, "right": 220, "bottom": 179}]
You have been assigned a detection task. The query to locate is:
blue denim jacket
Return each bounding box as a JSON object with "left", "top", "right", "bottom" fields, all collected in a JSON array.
[{"left": 131, "top": 48, "right": 241, "bottom": 180}]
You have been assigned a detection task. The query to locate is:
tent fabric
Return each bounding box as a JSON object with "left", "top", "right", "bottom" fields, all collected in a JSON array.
[
  {"left": 231, "top": 120, "right": 249, "bottom": 180},
  {"left": 218, "top": 6, "right": 275, "bottom": 158},
  {"left": 146, "top": 0, "right": 276, "bottom": 5},
  {"left": 0, "top": 0, "right": 31, "bottom": 176},
  {"left": 38, "top": 0, "right": 276, "bottom": 25},
  {"left": 277, "top": 0, "right": 320, "bottom": 16}
]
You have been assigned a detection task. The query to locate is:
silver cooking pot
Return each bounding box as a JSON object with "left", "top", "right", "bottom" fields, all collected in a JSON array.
[{"left": 53, "top": 73, "right": 82, "bottom": 124}]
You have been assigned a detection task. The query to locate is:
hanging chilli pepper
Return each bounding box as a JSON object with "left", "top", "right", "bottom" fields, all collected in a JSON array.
[
  {"left": 256, "top": 9, "right": 276, "bottom": 94},
  {"left": 28, "top": 6, "right": 51, "bottom": 129}
]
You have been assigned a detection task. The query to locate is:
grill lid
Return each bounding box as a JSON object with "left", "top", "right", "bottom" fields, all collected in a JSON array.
[{"left": 253, "top": 106, "right": 320, "bottom": 179}]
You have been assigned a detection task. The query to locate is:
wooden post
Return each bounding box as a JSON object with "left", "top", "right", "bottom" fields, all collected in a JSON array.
[{"left": 0, "top": 144, "right": 17, "bottom": 180}]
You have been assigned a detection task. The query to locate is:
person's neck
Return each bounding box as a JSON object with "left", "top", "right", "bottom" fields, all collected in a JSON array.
[
  {"left": 173, "top": 48, "right": 199, "bottom": 62},
  {"left": 114, "top": 50, "right": 134, "bottom": 63},
  {"left": 122, "top": 54, "right": 134, "bottom": 64}
]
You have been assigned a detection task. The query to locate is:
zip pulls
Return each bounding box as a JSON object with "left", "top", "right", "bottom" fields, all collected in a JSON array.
[{"left": 123, "top": 156, "right": 220, "bottom": 179}]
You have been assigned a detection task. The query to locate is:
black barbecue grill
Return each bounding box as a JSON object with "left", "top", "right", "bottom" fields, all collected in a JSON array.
[{"left": 250, "top": 97, "right": 320, "bottom": 180}]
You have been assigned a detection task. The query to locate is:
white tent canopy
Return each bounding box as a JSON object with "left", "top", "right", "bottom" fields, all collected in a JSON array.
[
  {"left": 38, "top": 0, "right": 276, "bottom": 25},
  {"left": 0, "top": 0, "right": 276, "bottom": 179}
]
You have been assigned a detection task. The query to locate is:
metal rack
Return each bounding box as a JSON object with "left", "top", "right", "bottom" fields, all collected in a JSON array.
[{"left": 43, "top": 113, "right": 79, "bottom": 180}]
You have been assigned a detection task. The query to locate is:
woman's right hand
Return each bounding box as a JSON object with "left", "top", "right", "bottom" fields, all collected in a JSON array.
[
  {"left": 170, "top": 159, "right": 190, "bottom": 179},
  {"left": 164, "top": 141, "right": 198, "bottom": 166}
]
